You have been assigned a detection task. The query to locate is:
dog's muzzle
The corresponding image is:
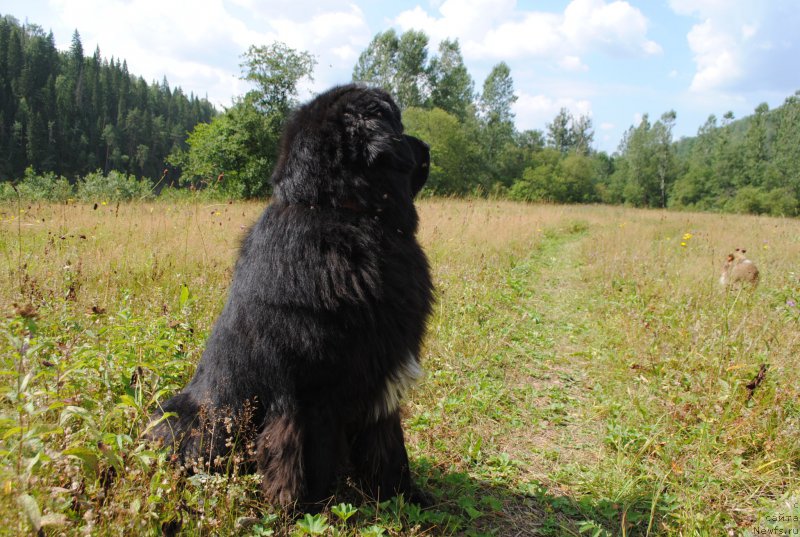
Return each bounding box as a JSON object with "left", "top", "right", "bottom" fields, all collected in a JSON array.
[{"left": 405, "top": 135, "right": 430, "bottom": 197}]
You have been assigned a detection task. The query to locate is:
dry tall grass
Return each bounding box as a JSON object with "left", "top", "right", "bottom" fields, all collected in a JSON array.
[{"left": 1, "top": 199, "right": 799, "bottom": 535}]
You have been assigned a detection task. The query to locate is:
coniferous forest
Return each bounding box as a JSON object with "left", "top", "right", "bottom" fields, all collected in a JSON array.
[
  {"left": 1, "top": 14, "right": 800, "bottom": 216},
  {"left": 0, "top": 15, "right": 216, "bottom": 183}
]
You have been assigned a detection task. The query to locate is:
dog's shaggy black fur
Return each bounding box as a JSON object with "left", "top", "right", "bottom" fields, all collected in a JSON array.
[{"left": 148, "top": 84, "right": 433, "bottom": 508}]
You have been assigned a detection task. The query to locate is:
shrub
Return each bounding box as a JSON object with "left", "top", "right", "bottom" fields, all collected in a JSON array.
[
  {"left": 0, "top": 167, "right": 74, "bottom": 201},
  {"left": 762, "top": 187, "right": 800, "bottom": 217},
  {"left": 75, "top": 170, "right": 154, "bottom": 201},
  {"left": 725, "top": 186, "right": 766, "bottom": 215}
]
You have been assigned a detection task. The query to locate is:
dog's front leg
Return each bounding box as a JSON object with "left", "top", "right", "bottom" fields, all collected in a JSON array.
[{"left": 351, "top": 411, "right": 424, "bottom": 504}]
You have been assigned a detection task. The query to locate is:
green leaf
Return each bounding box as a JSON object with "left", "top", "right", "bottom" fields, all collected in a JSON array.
[
  {"left": 2, "top": 426, "right": 22, "bottom": 441},
  {"left": 331, "top": 502, "right": 357, "bottom": 522},
  {"left": 59, "top": 405, "right": 96, "bottom": 428},
  {"left": 179, "top": 284, "right": 190, "bottom": 309},
  {"left": 360, "top": 525, "right": 386, "bottom": 537},
  {"left": 294, "top": 513, "right": 329, "bottom": 535},
  {"left": 116, "top": 394, "right": 139, "bottom": 409},
  {"left": 62, "top": 446, "right": 99, "bottom": 474},
  {"left": 18, "top": 371, "right": 33, "bottom": 393},
  {"left": 480, "top": 495, "right": 503, "bottom": 511}
]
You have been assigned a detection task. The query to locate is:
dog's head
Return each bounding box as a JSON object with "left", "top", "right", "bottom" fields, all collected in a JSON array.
[{"left": 271, "top": 85, "right": 429, "bottom": 218}]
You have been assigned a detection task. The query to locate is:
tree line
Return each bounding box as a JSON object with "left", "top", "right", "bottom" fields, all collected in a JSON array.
[
  {"left": 0, "top": 14, "right": 216, "bottom": 183},
  {"left": 169, "top": 28, "right": 800, "bottom": 216},
  {"left": 603, "top": 99, "right": 800, "bottom": 216},
  {"left": 2, "top": 15, "right": 799, "bottom": 216},
  {"left": 172, "top": 29, "right": 600, "bottom": 201},
  {"left": 347, "top": 29, "right": 800, "bottom": 216}
]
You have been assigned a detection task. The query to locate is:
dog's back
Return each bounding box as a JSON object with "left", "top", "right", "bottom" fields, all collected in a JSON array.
[{"left": 720, "top": 248, "right": 759, "bottom": 286}]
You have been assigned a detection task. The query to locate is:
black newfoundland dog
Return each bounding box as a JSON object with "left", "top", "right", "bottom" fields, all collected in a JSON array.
[{"left": 148, "top": 84, "right": 433, "bottom": 508}]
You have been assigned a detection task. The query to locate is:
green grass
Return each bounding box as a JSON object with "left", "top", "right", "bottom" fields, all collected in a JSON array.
[{"left": 1, "top": 199, "right": 799, "bottom": 535}]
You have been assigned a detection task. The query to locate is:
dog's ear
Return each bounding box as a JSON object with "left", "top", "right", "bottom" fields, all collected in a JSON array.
[
  {"left": 344, "top": 111, "right": 397, "bottom": 166},
  {"left": 343, "top": 90, "right": 404, "bottom": 167}
]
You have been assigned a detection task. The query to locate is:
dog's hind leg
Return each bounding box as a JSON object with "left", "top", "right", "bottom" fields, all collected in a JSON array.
[
  {"left": 257, "top": 414, "right": 305, "bottom": 508},
  {"left": 257, "top": 406, "right": 344, "bottom": 510}
]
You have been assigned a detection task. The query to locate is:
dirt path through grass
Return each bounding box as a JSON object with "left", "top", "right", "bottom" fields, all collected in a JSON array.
[
  {"left": 496, "top": 229, "right": 603, "bottom": 489},
  {"left": 414, "top": 220, "right": 622, "bottom": 535}
]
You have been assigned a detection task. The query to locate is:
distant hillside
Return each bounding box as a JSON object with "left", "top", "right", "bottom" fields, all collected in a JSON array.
[
  {"left": 611, "top": 90, "right": 800, "bottom": 216},
  {"left": 0, "top": 14, "right": 217, "bottom": 182}
]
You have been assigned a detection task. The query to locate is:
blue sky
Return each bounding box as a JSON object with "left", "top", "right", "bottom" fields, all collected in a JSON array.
[{"left": 3, "top": 0, "right": 799, "bottom": 153}]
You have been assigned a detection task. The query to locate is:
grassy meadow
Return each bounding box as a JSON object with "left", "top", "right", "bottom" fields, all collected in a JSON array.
[{"left": 1, "top": 198, "right": 799, "bottom": 536}]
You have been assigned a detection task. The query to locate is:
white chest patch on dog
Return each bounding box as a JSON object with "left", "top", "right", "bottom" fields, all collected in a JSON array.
[{"left": 373, "top": 351, "right": 423, "bottom": 421}]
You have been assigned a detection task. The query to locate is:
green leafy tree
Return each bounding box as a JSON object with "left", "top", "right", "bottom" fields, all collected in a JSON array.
[
  {"left": 613, "top": 112, "right": 675, "bottom": 208},
  {"left": 169, "top": 101, "right": 274, "bottom": 198},
  {"left": 546, "top": 108, "right": 594, "bottom": 156},
  {"left": 479, "top": 62, "right": 516, "bottom": 126},
  {"left": 591, "top": 151, "right": 616, "bottom": 203},
  {"left": 395, "top": 30, "right": 429, "bottom": 108},
  {"left": 652, "top": 110, "right": 677, "bottom": 208},
  {"left": 495, "top": 129, "right": 545, "bottom": 187},
  {"left": 546, "top": 108, "right": 575, "bottom": 155},
  {"left": 571, "top": 114, "right": 594, "bottom": 156},
  {"left": 479, "top": 62, "right": 517, "bottom": 182},
  {"left": 508, "top": 148, "right": 561, "bottom": 201},
  {"left": 670, "top": 115, "right": 718, "bottom": 210},
  {"left": 509, "top": 149, "right": 596, "bottom": 203},
  {"left": 240, "top": 42, "right": 316, "bottom": 116},
  {"left": 710, "top": 111, "right": 742, "bottom": 202},
  {"left": 353, "top": 30, "right": 398, "bottom": 92},
  {"left": 402, "top": 107, "right": 482, "bottom": 195},
  {"left": 427, "top": 39, "right": 474, "bottom": 120},
  {"left": 772, "top": 91, "right": 800, "bottom": 199},
  {"left": 173, "top": 42, "right": 315, "bottom": 197},
  {"left": 558, "top": 152, "right": 597, "bottom": 202},
  {"left": 742, "top": 102, "right": 770, "bottom": 188},
  {"left": 352, "top": 29, "right": 429, "bottom": 109}
]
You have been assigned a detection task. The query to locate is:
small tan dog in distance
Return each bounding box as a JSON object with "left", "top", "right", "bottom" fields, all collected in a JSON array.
[{"left": 720, "top": 248, "right": 760, "bottom": 286}]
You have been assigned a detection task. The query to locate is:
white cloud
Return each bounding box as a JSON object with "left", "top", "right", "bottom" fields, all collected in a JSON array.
[
  {"left": 669, "top": 0, "right": 800, "bottom": 93},
  {"left": 513, "top": 92, "right": 592, "bottom": 132},
  {"left": 560, "top": 0, "right": 662, "bottom": 56},
  {"left": 269, "top": 6, "right": 368, "bottom": 53},
  {"left": 474, "top": 11, "right": 561, "bottom": 59},
  {"left": 393, "top": 6, "right": 439, "bottom": 37},
  {"left": 395, "top": 0, "right": 661, "bottom": 66},
  {"left": 685, "top": 19, "right": 741, "bottom": 92},
  {"left": 559, "top": 55, "right": 589, "bottom": 72},
  {"left": 46, "top": 0, "right": 372, "bottom": 107}
]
